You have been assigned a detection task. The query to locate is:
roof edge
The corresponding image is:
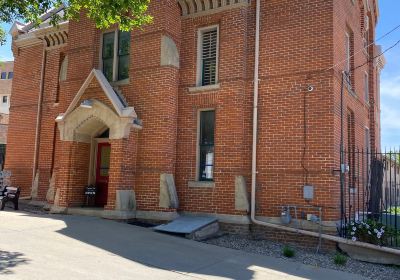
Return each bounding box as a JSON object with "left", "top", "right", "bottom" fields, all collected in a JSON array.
[{"left": 56, "top": 69, "right": 137, "bottom": 123}]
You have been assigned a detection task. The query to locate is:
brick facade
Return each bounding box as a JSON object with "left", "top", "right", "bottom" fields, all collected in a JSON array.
[
  {"left": 0, "top": 61, "right": 13, "bottom": 166},
  {"left": 6, "top": 0, "right": 382, "bottom": 228}
]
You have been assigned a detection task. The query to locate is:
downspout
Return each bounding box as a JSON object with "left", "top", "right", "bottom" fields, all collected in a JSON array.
[
  {"left": 339, "top": 71, "right": 346, "bottom": 235},
  {"left": 249, "top": 0, "right": 400, "bottom": 256},
  {"left": 31, "top": 42, "right": 47, "bottom": 198},
  {"left": 250, "top": 0, "right": 261, "bottom": 225}
]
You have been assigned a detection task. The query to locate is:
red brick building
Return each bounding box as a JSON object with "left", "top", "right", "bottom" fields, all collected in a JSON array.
[
  {"left": 6, "top": 0, "right": 384, "bottom": 230},
  {"left": 0, "top": 61, "right": 13, "bottom": 167}
]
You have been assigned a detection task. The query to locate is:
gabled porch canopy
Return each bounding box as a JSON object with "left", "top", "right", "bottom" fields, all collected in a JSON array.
[{"left": 56, "top": 69, "right": 139, "bottom": 143}]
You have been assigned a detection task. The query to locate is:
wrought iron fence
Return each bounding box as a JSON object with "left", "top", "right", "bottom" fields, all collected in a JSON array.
[{"left": 340, "top": 148, "right": 400, "bottom": 248}]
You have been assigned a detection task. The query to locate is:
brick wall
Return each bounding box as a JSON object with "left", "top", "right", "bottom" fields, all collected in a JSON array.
[
  {"left": 0, "top": 61, "right": 13, "bottom": 99},
  {"left": 6, "top": 0, "right": 380, "bottom": 226},
  {"left": 5, "top": 46, "right": 43, "bottom": 196},
  {"left": 176, "top": 6, "right": 249, "bottom": 215}
]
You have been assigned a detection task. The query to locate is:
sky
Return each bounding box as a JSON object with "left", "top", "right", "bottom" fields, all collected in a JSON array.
[
  {"left": 0, "top": 23, "right": 12, "bottom": 61},
  {"left": 376, "top": 1, "right": 400, "bottom": 149},
  {"left": 0, "top": 2, "right": 400, "bottom": 148}
]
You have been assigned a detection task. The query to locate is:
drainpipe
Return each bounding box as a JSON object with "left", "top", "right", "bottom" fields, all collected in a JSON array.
[
  {"left": 250, "top": 0, "right": 261, "bottom": 226},
  {"left": 32, "top": 42, "right": 47, "bottom": 197},
  {"left": 249, "top": 0, "right": 400, "bottom": 257}
]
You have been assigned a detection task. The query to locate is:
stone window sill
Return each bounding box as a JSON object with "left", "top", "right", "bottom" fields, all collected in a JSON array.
[
  {"left": 349, "top": 91, "right": 357, "bottom": 99},
  {"left": 346, "top": 84, "right": 357, "bottom": 99},
  {"left": 111, "top": 78, "right": 130, "bottom": 86},
  {"left": 188, "top": 83, "right": 220, "bottom": 93},
  {"left": 188, "top": 181, "right": 215, "bottom": 188}
]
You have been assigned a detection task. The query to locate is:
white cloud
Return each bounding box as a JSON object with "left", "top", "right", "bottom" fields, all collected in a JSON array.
[
  {"left": 381, "top": 103, "right": 400, "bottom": 130},
  {"left": 0, "top": 55, "right": 13, "bottom": 61},
  {"left": 381, "top": 75, "right": 400, "bottom": 99}
]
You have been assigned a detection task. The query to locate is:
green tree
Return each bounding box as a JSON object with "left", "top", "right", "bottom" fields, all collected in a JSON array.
[
  {"left": 389, "top": 152, "right": 400, "bottom": 164},
  {"left": 0, "top": 28, "right": 5, "bottom": 45},
  {"left": 0, "top": 0, "right": 152, "bottom": 45}
]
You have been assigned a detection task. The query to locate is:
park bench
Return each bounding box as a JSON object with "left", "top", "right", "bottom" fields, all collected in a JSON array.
[{"left": 0, "top": 186, "right": 20, "bottom": 210}]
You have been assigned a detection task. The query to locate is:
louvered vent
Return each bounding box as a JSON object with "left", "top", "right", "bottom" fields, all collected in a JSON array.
[{"left": 201, "top": 29, "right": 218, "bottom": 86}]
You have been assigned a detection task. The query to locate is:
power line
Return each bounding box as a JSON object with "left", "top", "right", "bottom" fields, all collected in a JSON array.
[
  {"left": 324, "top": 23, "right": 400, "bottom": 72},
  {"left": 351, "top": 39, "right": 400, "bottom": 72},
  {"left": 331, "top": 38, "right": 400, "bottom": 85},
  {"left": 330, "top": 38, "right": 400, "bottom": 97}
]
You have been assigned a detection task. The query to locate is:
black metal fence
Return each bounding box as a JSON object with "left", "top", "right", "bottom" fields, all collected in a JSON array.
[{"left": 340, "top": 148, "right": 400, "bottom": 248}]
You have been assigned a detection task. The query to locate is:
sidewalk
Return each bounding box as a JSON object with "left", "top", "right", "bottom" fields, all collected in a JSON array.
[{"left": 0, "top": 211, "right": 368, "bottom": 280}]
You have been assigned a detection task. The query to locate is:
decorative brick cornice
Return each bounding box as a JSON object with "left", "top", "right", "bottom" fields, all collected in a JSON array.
[
  {"left": 177, "top": 0, "right": 249, "bottom": 18},
  {"left": 39, "top": 29, "right": 68, "bottom": 49},
  {"left": 13, "top": 22, "right": 69, "bottom": 49}
]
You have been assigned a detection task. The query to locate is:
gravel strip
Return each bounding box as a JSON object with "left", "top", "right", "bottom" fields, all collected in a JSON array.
[{"left": 203, "top": 234, "right": 400, "bottom": 280}]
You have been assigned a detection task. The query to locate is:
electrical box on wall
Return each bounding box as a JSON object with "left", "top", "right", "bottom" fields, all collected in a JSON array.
[{"left": 303, "top": 185, "right": 314, "bottom": 200}]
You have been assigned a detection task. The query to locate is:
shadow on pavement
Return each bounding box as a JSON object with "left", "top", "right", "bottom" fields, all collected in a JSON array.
[
  {"left": 0, "top": 250, "right": 29, "bottom": 275},
  {"left": 1, "top": 208, "right": 362, "bottom": 280}
]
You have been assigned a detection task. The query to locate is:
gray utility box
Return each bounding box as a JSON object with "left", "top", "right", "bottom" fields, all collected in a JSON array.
[{"left": 303, "top": 185, "right": 314, "bottom": 200}]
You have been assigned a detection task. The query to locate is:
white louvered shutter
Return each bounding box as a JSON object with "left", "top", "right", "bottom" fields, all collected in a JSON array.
[{"left": 201, "top": 29, "right": 218, "bottom": 86}]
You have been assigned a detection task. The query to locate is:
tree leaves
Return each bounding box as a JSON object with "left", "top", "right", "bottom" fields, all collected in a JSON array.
[
  {"left": 0, "top": 0, "right": 153, "bottom": 45},
  {"left": 0, "top": 28, "right": 5, "bottom": 46}
]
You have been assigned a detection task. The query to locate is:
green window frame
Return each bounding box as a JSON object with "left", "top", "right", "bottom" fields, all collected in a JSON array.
[
  {"left": 117, "top": 31, "right": 130, "bottom": 81},
  {"left": 102, "top": 30, "right": 130, "bottom": 82},
  {"left": 198, "top": 110, "right": 215, "bottom": 181},
  {"left": 102, "top": 32, "right": 115, "bottom": 81}
]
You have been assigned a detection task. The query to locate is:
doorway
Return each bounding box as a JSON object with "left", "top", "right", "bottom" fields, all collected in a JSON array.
[{"left": 95, "top": 142, "right": 111, "bottom": 206}]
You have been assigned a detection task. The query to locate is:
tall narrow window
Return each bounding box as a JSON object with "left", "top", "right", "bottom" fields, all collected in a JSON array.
[
  {"left": 118, "top": 31, "right": 130, "bottom": 80},
  {"left": 102, "top": 30, "right": 130, "bottom": 82},
  {"left": 345, "top": 33, "right": 351, "bottom": 75},
  {"left": 102, "top": 32, "right": 115, "bottom": 81},
  {"left": 363, "top": 15, "right": 370, "bottom": 53},
  {"left": 198, "top": 110, "right": 215, "bottom": 181},
  {"left": 198, "top": 26, "right": 218, "bottom": 86},
  {"left": 363, "top": 28, "right": 370, "bottom": 53},
  {"left": 347, "top": 110, "right": 355, "bottom": 188},
  {"left": 364, "top": 72, "right": 369, "bottom": 103},
  {"left": 56, "top": 54, "right": 68, "bottom": 103},
  {"left": 345, "top": 30, "right": 354, "bottom": 89},
  {"left": 365, "top": 127, "right": 371, "bottom": 152},
  {"left": 59, "top": 55, "right": 68, "bottom": 82}
]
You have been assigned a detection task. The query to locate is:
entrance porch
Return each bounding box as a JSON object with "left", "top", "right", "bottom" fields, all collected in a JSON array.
[{"left": 50, "top": 69, "right": 141, "bottom": 219}]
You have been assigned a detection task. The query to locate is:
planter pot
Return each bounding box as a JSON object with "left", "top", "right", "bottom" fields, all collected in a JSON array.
[{"left": 339, "top": 242, "right": 400, "bottom": 265}]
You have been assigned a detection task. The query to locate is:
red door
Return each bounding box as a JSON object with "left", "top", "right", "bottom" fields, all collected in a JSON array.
[{"left": 95, "top": 142, "right": 111, "bottom": 207}]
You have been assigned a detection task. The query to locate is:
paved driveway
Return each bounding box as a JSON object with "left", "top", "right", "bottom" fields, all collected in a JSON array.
[{"left": 0, "top": 211, "right": 367, "bottom": 280}]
